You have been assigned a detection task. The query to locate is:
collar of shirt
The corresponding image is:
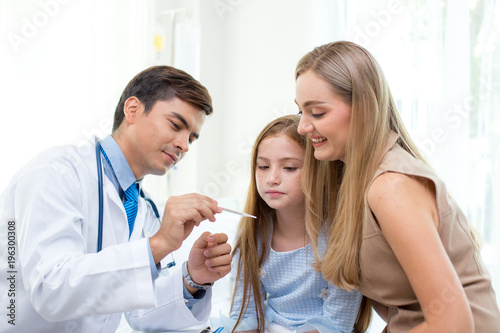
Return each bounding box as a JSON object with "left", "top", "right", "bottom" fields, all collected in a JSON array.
[{"left": 99, "top": 135, "right": 142, "bottom": 198}]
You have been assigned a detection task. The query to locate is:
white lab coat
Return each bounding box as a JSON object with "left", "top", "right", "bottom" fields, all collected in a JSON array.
[{"left": 0, "top": 140, "right": 211, "bottom": 332}]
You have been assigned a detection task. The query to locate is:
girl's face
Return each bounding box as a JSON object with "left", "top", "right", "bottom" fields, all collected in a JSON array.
[
  {"left": 295, "top": 70, "right": 352, "bottom": 162},
  {"left": 255, "top": 134, "right": 305, "bottom": 212}
]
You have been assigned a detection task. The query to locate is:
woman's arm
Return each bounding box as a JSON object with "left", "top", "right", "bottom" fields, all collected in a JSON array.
[{"left": 367, "top": 172, "right": 473, "bottom": 333}]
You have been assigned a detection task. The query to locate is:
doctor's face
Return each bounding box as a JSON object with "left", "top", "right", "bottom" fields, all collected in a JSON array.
[{"left": 123, "top": 97, "right": 206, "bottom": 179}]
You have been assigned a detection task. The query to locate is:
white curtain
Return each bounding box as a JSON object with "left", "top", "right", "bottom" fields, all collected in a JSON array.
[{"left": 345, "top": 0, "right": 500, "bottom": 306}]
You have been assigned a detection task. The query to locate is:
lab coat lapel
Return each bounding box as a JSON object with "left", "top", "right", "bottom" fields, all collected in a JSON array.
[
  {"left": 102, "top": 176, "right": 129, "bottom": 245},
  {"left": 84, "top": 138, "right": 130, "bottom": 247}
]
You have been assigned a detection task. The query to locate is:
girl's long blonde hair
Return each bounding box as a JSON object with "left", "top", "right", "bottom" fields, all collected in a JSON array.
[
  {"left": 230, "top": 115, "right": 306, "bottom": 333},
  {"left": 297, "top": 41, "right": 427, "bottom": 332}
]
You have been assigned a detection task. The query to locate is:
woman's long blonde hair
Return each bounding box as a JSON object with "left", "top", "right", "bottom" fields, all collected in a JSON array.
[
  {"left": 230, "top": 115, "right": 306, "bottom": 333},
  {"left": 297, "top": 41, "right": 428, "bottom": 332}
]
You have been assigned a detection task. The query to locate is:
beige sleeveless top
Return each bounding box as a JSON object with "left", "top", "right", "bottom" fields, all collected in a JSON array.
[{"left": 358, "top": 133, "right": 500, "bottom": 332}]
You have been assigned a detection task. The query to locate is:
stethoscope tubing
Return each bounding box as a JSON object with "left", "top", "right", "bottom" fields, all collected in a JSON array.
[{"left": 96, "top": 141, "right": 104, "bottom": 252}]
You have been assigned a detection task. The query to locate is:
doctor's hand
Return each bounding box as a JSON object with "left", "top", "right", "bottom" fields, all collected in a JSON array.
[
  {"left": 185, "top": 232, "right": 232, "bottom": 293},
  {"left": 149, "top": 193, "right": 222, "bottom": 264}
]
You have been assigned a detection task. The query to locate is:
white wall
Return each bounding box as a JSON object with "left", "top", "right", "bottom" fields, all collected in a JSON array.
[{"left": 0, "top": 0, "right": 154, "bottom": 191}]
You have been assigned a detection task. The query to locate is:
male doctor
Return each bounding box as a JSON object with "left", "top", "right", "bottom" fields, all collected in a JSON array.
[{"left": 0, "top": 66, "right": 231, "bottom": 332}]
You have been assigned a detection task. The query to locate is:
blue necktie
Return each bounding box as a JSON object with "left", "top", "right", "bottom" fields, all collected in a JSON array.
[
  {"left": 100, "top": 145, "right": 138, "bottom": 237},
  {"left": 123, "top": 183, "right": 139, "bottom": 236}
]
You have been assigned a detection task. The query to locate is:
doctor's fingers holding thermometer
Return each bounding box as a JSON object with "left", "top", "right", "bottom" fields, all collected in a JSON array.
[{"left": 149, "top": 193, "right": 223, "bottom": 265}]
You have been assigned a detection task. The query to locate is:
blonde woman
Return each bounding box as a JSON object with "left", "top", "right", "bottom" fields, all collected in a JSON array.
[
  {"left": 295, "top": 41, "right": 500, "bottom": 332},
  {"left": 219, "top": 115, "right": 367, "bottom": 333}
]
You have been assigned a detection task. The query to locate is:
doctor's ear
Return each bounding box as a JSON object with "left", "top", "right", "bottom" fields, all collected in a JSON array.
[{"left": 123, "top": 97, "right": 142, "bottom": 125}]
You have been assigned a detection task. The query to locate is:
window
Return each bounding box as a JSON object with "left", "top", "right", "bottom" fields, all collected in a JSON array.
[{"left": 346, "top": 0, "right": 500, "bottom": 317}]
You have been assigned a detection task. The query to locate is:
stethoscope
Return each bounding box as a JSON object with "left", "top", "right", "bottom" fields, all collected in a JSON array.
[{"left": 95, "top": 140, "right": 175, "bottom": 268}]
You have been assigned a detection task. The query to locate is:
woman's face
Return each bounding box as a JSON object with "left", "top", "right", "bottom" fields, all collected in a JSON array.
[
  {"left": 255, "top": 134, "right": 305, "bottom": 212},
  {"left": 295, "top": 70, "right": 352, "bottom": 162}
]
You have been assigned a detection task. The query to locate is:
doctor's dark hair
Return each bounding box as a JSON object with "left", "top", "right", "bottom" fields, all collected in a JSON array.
[{"left": 112, "top": 65, "right": 213, "bottom": 133}]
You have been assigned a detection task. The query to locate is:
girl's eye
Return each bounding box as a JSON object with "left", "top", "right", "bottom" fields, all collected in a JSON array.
[
  {"left": 297, "top": 110, "right": 303, "bottom": 115},
  {"left": 284, "top": 167, "right": 298, "bottom": 171},
  {"left": 257, "top": 165, "right": 269, "bottom": 170},
  {"left": 311, "top": 113, "right": 324, "bottom": 119}
]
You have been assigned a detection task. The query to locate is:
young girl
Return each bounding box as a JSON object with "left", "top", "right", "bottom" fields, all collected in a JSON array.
[
  {"left": 222, "top": 115, "right": 366, "bottom": 333},
  {"left": 295, "top": 41, "right": 500, "bottom": 332}
]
